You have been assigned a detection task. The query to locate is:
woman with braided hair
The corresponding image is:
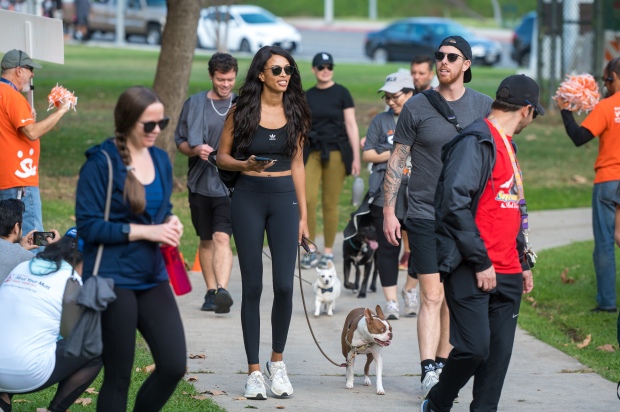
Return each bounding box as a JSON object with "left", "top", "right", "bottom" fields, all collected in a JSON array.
[{"left": 76, "top": 86, "right": 186, "bottom": 410}]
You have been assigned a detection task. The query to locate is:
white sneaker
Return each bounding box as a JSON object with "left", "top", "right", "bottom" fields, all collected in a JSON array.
[
  {"left": 421, "top": 370, "right": 439, "bottom": 397},
  {"left": 264, "top": 360, "right": 294, "bottom": 397},
  {"left": 401, "top": 287, "right": 419, "bottom": 316},
  {"left": 384, "top": 300, "right": 400, "bottom": 320},
  {"left": 244, "top": 371, "right": 267, "bottom": 400}
]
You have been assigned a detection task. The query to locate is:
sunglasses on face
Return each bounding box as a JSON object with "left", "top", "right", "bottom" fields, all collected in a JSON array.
[
  {"left": 382, "top": 92, "right": 404, "bottom": 103},
  {"left": 140, "top": 117, "right": 170, "bottom": 133},
  {"left": 435, "top": 51, "right": 465, "bottom": 63},
  {"left": 524, "top": 100, "right": 539, "bottom": 119},
  {"left": 602, "top": 75, "right": 614, "bottom": 83},
  {"left": 316, "top": 64, "right": 334, "bottom": 71},
  {"left": 264, "top": 65, "right": 295, "bottom": 76}
]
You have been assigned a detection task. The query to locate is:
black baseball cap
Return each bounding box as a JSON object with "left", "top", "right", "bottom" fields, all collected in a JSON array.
[
  {"left": 438, "top": 36, "right": 472, "bottom": 83},
  {"left": 496, "top": 74, "right": 545, "bottom": 116},
  {"left": 312, "top": 52, "right": 334, "bottom": 67}
]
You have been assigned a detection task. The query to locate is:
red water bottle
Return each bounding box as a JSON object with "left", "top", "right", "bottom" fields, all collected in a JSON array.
[{"left": 160, "top": 244, "right": 192, "bottom": 296}]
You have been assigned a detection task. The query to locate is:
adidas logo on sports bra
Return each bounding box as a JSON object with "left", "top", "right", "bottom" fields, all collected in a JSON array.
[{"left": 269, "top": 134, "right": 276, "bottom": 140}]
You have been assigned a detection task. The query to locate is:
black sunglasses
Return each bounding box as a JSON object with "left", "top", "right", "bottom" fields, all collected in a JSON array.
[
  {"left": 317, "top": 64, "right": 334, "bottom": 71},
  {"left": 140, "top": 117, "right": 170, "bottom": 133},
  {"left": 435, "top": 51, "right": 465, "bottom": 63},
  {"left": 17, "top": 50, "right": 33, "bottom": 72},
  {"left": 602, "top": 75, "right": 614, "bottom": 83},
  {"left": 524, "top": 100, "right": 539, "bottom": 119},
  {"left": 264, "top": 65, "right": 295, "bottom": 76}
]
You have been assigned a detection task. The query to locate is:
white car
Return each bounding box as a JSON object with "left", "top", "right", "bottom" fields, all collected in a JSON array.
[{"left": 196, "top": 5, "right": 302, "bottom": 54}]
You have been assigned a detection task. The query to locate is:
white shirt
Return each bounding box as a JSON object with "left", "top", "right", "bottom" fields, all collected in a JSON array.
[{"left": 0, "top": 260, "right": 80, "bottom": 392}]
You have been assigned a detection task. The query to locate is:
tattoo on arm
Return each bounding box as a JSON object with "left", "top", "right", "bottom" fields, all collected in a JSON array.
[{"left": 384, "top": 144, "right": 410, "bottom": 207}]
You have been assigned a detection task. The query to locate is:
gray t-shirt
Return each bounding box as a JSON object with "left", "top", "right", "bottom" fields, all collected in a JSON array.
[
  {"left": 174, "top": 91, "right": 236, "bottom": 197},
  {"left": 0, "top": 238, "right": 34, "bottom": 284},
  {"left": 393, "top": 88, "right": 493, "bottom": 220},
  {"left": 364, "top": 110, "right": 398, "bottom": 207}
]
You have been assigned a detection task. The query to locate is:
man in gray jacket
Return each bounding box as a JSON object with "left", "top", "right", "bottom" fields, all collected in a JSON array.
[{"left": 175, "top": 53, "right": 237, "bottom": 314}]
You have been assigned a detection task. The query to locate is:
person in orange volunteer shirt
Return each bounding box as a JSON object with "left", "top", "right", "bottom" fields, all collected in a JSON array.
[
  {"left": 557, "top": 57, "right": 620, "bottom": 313},
  {"left": 0, "top": 49, "right": 72, "bottom": 235}
]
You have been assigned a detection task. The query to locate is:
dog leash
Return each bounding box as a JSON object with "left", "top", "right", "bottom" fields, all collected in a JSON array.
[
  {"left": 298, "top": 236, "right": 348, "bottom": 368},
  {"left": 262, "top": 250, "right": 313, "bottom": 286}
]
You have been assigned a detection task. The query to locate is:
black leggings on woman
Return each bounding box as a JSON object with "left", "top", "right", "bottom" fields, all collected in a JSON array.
[
  {"left": 370, "top": 204, "right": 401, "bottom": 287},
  {"left": 231, "top": 175, "right": 299, "bottom": 365},
  {"left": 0, "top": 340, "right": 102, "bottom": 412},
  {"left": 98, "top": 281, "right": 187, "bottom": 412}
]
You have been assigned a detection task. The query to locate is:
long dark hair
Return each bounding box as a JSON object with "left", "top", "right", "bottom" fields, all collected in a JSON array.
[
  {"left": 35, "top": 236, "right": 83, "bottom": 275},
  {"left": 232, "top": 45, "right": 311, "bottom": 158},
  {"left": 114, "top": 86, "right": 163, "bottom": 214}
]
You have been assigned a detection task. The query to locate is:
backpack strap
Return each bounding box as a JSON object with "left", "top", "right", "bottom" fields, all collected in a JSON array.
[{"left": 421, "top": 89, "right": 463, "bottom": 132}]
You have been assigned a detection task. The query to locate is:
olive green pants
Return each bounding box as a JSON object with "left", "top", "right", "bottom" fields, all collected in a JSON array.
[{"left": 305, "top": 150, "right": 346, "bottom": 249}]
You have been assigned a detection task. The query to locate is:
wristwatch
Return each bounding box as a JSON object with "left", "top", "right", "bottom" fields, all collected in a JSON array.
[{"left": 121, "top": 223, "right": 130, "bottom": 239}]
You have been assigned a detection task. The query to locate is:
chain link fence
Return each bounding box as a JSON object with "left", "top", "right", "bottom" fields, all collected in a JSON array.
[{"left": 537, "top": 0, "right": 620, "bottom": 109}]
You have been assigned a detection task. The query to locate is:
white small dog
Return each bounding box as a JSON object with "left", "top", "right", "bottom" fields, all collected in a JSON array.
[{"left": 313, "top": 260, "right": 342, "bottom": 317}]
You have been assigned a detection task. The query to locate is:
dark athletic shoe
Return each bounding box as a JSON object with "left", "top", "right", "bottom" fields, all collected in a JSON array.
[
  {"left": 214, "top": 288, "right": 234, "bottom": 314},
  {"left": 591, "top": 306, "right": 617, "bottom": 313},
  {"left": 201, "top": 289, "right": 216, "bottom": 311}
]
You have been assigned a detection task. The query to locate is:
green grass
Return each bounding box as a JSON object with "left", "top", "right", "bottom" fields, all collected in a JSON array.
[
  {"left": 12, "top": 43, "right": 607, "bottom": 408},
  {"left": 11, "top": 335, "right": 225, "bottom": 411},
  {"left": 518, "top": 241, "right": 620, "bottom": 382}
]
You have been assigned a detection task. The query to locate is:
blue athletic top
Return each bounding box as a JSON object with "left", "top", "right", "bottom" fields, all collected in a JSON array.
[
  {"left": 245, "top": 125, "right": 292, "bottom": 172},
  {"left": 144, "top": 167, "right": 163, "bottom": 218}
]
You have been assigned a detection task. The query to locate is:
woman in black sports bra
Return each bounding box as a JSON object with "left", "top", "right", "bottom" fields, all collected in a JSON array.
[{"left": 217, "top": 45, "right": 311, "bottom": 400}]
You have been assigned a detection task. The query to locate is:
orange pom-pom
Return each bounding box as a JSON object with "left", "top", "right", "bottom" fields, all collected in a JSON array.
[
  {"left": 552, "top": 74, "right": 600, "bottom": 113},
  {"left": 47, "top": 84, "right": 78, "bottom": 111}
]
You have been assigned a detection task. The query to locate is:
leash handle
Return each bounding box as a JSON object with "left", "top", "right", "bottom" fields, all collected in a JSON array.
[{"left": 297, "top": 241, "right": 347, "bottom": 368}]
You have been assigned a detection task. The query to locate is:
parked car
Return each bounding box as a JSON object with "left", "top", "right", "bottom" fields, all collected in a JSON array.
[
  {"left": 511, "top": 11, "right": 536, "bottom": 67},
  {"left": 364, "top": 17, "right": 502, "bottom": 66},
  {"left": 62, "top": 0, "right": 167, "bottom": 45},
  {"left": 196, "top": 4, "right": 301, "bottom": 53}
]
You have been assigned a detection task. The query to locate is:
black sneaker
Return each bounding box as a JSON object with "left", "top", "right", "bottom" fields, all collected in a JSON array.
[
  {"left": 591, "top": 306, "right": 617, "bottom": 313},
  {"left": 201, "top": 289, "right": 216, "bottom": 311},
  {"left": 214, "top": 288, "right": 234, "bottom": 314}
]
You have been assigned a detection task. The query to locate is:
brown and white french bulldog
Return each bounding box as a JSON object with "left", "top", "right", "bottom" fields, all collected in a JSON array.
[{"left": 341, "top": 305, "right": 393, "bottom": 395}]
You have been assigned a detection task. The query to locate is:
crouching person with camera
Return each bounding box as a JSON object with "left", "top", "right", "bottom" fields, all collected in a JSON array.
[
  {"left": 0, "top": 228, "right": 102, "bottom": 412},
  {"left": 0, "top": 198, "right": 60, "bottom": 284}
]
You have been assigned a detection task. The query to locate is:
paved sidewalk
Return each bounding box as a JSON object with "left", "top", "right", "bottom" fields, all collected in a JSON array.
[{"left": 176, "top": 207, "right": 619, "bottom": 411}]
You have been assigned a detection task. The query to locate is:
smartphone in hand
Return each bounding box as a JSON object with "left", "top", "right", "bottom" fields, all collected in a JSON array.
[
  {"left": 254, "top": 156, "right": 275, "bottom": 163},
  {"left": 33, "top": 231, "right": 55, "bottom": 246}
]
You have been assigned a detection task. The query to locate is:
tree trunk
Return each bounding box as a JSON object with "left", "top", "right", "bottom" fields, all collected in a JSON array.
[{"left": 153, "top": 0, "right": 202, "bottom": 166}]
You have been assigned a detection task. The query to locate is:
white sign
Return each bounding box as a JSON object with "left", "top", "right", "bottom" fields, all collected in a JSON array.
[{"left": 0, "top": 9, "right": 64, "bottom": 64}]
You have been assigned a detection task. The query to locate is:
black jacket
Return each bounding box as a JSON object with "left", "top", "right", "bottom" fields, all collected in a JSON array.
[{"left": 434, "top": 118, "right": 529, "bottom": 280}]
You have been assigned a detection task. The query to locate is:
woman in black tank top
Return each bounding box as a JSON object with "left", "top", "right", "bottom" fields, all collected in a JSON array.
[{"left": 217, "top": 45, "right": 311, "bottom": 400}]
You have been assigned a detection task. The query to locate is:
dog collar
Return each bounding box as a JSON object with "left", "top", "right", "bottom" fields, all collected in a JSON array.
[{"left": 347, "top": 238, "right": 368, "bottom": 253}]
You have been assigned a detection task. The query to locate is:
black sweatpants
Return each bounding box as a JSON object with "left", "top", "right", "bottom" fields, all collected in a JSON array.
[
  {"left": 369, "top": 204, "right": 401, "bottom": 287},
  {"left": 231, "top": 175, "right": 299, "bottom": 365},
  {"left": 98, "top": 282, "right": 187, "bottom": 412},
  {"left": 428, "top": 264, "right": 523, "bottom": 412}
]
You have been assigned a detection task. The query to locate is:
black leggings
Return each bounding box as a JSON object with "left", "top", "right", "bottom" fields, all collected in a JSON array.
[
  {"left": 98, "top": 282, "right": 187, "bottom": 412},
  {"left": 370, "top": 204, "right": 401, "bottom": 287},
  {"left": 1, "top": 340, "right": 102, "bottom": 412},
  {"left": 231, "top": 175, "right": 299, "bottom": 365}
]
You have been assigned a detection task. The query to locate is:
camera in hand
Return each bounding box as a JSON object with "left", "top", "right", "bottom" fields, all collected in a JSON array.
[{"left": 33, "top": 231, "right": 55, "bottom": 246}]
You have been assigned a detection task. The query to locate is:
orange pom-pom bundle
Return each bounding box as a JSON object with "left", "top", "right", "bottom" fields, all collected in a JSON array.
[
  {"left": 553, "top": 73, "right": 600, "bottom": 113},
  {"left": 47, "top": 84, "right": 78, "bottom": 111}
]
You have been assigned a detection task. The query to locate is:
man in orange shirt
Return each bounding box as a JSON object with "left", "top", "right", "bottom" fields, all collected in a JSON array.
[
  {"left": 0, "top": 49, "right": 72, "bottom": 235},
  {"left": 558, "top": 57, "right": 620, "bottom": 313}
]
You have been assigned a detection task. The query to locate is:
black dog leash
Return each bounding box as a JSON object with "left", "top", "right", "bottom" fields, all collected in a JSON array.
[{"left": 298, "top": 236, "right": 347, "bottom": 368}]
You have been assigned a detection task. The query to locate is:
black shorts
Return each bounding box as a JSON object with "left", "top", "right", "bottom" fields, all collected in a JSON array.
[
  {"left": 405, "top": 217, "right": 438, "bottom": 276},
  {"left": 189, "top": 192, "right": 232, "bottom": 240}
]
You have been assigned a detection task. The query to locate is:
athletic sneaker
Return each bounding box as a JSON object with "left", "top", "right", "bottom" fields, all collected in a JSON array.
[
  {"left": 421, "top": 370, "right": 439, "bottom": 397},
  {"left": 244, "top": 371, "right": 267, "bottom": 400},
  {"left": 200, "top": 289, "right": 216, "bottom": 311},
  {"left": 384, "top": 300, "right": 400, "bottom": 320},
  {"left": 214, "top": 287, "right": 233, "bottom": 314},
  {"left": 317, "top": 254, "right": 334, "bottom": 269},
  {"left": 420, "top": 399, "right": 430, "bottom": 412},
  {"left": 401, "top": 287, "right": 419, "bottom": 316},
  {"left": 300, "top": 251, "right": 318, "bottom": 269},
  {"left": 264, "top": 360, "right": 294, "bottom": 397}
]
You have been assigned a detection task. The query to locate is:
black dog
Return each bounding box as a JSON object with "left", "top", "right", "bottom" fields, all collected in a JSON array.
[{"left": 342, "top": 225, "right": 378, "bottom": 298}]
